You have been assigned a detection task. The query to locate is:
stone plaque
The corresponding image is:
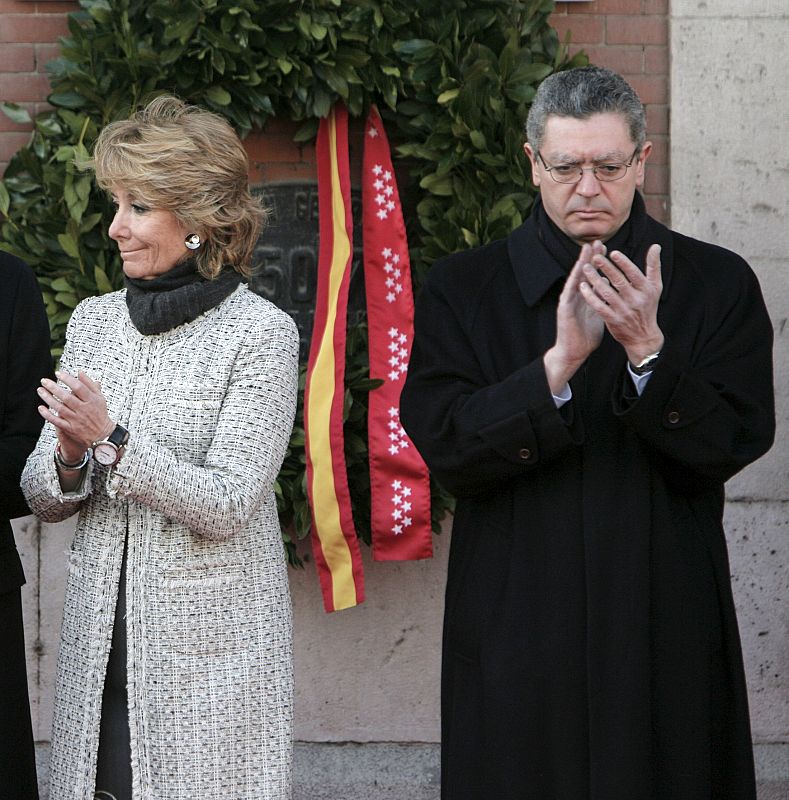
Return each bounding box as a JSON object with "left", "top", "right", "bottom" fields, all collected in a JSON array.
[{"left": 250, "top": 183, "right": 366, "bottom": 359}]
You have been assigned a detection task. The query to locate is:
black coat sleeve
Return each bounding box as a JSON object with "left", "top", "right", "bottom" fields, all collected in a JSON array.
[
  {"left": 0, "top": 255, "right": 53, "bottom": 520},
  {"left": 613, "top": 246, "right": 775, "bottom": 487},
  {"left": 401, "top": 268, "right": 582, "bottom": 498}
]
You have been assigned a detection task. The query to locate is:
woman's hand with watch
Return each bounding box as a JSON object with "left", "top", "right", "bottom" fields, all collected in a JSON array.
[{"left": 37, "top": 370, "right": 126, "bottom": 468}]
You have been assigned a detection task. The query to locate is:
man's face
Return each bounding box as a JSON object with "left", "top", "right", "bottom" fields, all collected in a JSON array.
[{"left": 524, "top": 112, "right": 651, "bottom": 244}]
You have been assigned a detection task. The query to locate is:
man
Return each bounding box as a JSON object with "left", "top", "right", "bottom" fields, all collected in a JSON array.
[
  {"left": 400, "top": 67, "right": 774, "bottom": 800},
  {"left": 1, "top": 250, "right": 52, "bottom": 798}
]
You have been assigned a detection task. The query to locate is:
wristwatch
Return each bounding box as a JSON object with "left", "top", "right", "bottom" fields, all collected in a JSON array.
[
  {"left": 629, "top": 351, "right": 661, "bottom": 376},
  {"left": 92, "top": 424, "right": 129, "bottom": 467}
]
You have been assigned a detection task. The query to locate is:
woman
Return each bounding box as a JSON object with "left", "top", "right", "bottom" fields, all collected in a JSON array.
[
  {"left": 22, "top": 96, "right": 299, "bottom": 799},
  {"left": 1, "top": 251, "right": 52, "bottom": 799}
]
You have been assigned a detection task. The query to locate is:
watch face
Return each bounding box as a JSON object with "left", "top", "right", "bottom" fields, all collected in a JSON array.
[{"left": 93, "top": 442, "right": 118, "bottom": 466}]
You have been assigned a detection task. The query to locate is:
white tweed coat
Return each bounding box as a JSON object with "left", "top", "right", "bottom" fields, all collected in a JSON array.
[{"left": 22, "top": 284, "right": 299, "bottom": 799}]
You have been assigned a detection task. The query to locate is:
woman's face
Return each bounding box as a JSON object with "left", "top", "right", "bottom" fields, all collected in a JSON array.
[{"left": 108, "top": 187, "right": 191, "bottom": 280}]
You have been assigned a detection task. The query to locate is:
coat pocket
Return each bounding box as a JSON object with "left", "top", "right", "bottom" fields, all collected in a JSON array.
[{"left": 148, "top": 563, "right": 250, "bottom": 657}]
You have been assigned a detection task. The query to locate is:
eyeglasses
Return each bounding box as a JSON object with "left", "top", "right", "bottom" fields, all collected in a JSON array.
[{"left": 536, "top": 147, "right": 640, "bottom": 184}]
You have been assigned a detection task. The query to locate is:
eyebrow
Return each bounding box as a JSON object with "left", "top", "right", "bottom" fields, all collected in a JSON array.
[{"left": 547, "top": 150, "right": 630, "bottom": 164}]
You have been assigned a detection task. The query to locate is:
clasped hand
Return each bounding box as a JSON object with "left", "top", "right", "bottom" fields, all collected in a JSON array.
[
  {"left": 38, "top": 370, "right": 114, "bottom": 463},
  {"left": 544, "top": 241, "right": 664, "bottom": 394}
]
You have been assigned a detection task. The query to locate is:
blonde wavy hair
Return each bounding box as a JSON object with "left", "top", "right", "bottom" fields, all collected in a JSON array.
[{"left": 90, "top": 95, "right": 265, "bottom": 279}]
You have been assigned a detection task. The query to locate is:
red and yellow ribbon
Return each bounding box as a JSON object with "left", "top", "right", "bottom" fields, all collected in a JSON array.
[{"left": 305, "top": 105, "right": 365, "bottom": 612}]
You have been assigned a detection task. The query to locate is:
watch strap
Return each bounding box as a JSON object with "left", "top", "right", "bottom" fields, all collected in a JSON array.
[{"left": 629, "top": 351, "right": 661, "bottom": 376}]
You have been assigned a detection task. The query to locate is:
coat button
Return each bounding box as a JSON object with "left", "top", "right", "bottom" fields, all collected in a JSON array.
[
  {"left": 519, "top": 448, "right": 531, "bottom": 460},
  {"left": 667, "top": 411, "right": 680, "bottom": 424}
]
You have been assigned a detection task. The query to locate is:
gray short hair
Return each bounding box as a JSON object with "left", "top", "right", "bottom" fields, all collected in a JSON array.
[{"left": 526, "top": 66, "right": 646, "bottom": 152}]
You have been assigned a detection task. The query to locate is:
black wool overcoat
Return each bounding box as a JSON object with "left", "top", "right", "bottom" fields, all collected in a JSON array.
[
  {"left": 0, "top": 252, "right": 52, "bottom": 799},
  {"left": 400, "top": 205, "right": 775, "bottom": 800}
]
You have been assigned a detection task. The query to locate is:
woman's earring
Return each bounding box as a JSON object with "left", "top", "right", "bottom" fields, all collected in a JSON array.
[{"left": 185, "top": 233, "right": 201, "bottom": 250}]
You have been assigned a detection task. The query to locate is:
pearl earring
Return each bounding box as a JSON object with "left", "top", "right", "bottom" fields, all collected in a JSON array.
[{"left": 185, "top": 233, "right": 201, "bottom": 250}]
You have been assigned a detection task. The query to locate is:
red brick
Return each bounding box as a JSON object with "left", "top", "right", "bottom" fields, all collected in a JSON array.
[
  {"left": 0, "top": 43, "right": 35, "bottom": 71},
  {"left": 551, "top": 15, "right": 605, "bottom": 46},
  {"left": 0, "top": 130, "right": 33, "bottom": 164},
  {"left": 646, "top": 104, "right": 669, "bottom": 135},
  {"left": 570, "top": 0, "right": 634, "bottom": 12},
  {"left": 582, "top": 45, "right": 645, "bottom": 75},
  {"left": 643, "top": 162, "right": 668, "bottom": 195},
  {"left": 0, "top": 1, "right": 78, "bottom": 10},
  {"left": 644, "top": 194, "right": 669, "bottom": 224},
  {"left": 628, "top": 74, "right": 668, "bottom": 105},
  {"left": 244, "top": 122, "right": 312, "bottom": 167},
  {"left": 251, "top": 161, "right": 317, "bottom": 187},
  {"left": 606, "top": 16, "right": 667, "bottom": 46},
  {"left": 0, "top": 0, "right": 79, "bottom": 7},
  {"left": 35, "top": 42, "right": 63, "bottom": 69},
  {"left": 642, "top": 0, "right": 669, "bottom": 13},
  {"left": 0, "top": 14, "right": 70, "bottom": 43},
  {"left": 0, "top": 104, "right": 35, "bottom": 131},
  {"left": 645, "top": 46, "right": 668, "bottom": 75},
  {"left": 0, "top": 72, "right": 52, "bottom": 101},
  {"left": 32, "top": 2, "right": 80, "bottom": 12},
  {"left": 645, "top": 135, "right": 668, "bottom": 166}
]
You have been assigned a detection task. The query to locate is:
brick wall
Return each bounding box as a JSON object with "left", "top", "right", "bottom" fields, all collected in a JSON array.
[
  {"left": 0, "top": 1, "right": 77, "bottom": 174},
  {"left": 550, "top": 0, "right": 670, "bottom": 223},
  {"left": 0, "top": 1, "right": 670, "bottom": 223}
]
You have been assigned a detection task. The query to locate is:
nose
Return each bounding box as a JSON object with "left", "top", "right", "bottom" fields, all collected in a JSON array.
[
  {"left": 575, "top": 168, "right": 601, "bottom": 197},
  {"left": 108, "top": 209, "right": 127, "bottom": 241}
]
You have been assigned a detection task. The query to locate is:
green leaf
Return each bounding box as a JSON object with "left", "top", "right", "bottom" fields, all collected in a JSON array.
[
  {"left": 0, "top": 0, "right": 576, "bottom": 559},
  {"left": 47, "top": 91, "right": 87, "bottom": 109},
  {"left": 310, "top": 22, "right": 328, "bottom": 41},
  {"left": 437, "top": 89, "right": 459, "bottom": 105},
  {"left": 57, "top": 234, "right": 80, "bottom": 260},
  {"left": 419, "top": 173, "right": 454, "bottom": 196},
  {"left": 54, "top": 291, "right": 79, "bottom": 309},
  {"left": 205, "top": 86, "right": 232, "bottom": 106},
  {"left": 0, "top": 102, "right": 32, "bottom": 125},
  {"left": 94, "top": 266, "right": 113, "bottom": 294},
  {"left": 50, "top": 277, "right": 73, "bottom": 292},
  {"left": 469, "top": 130, "right": 486, "bottom": 149}
]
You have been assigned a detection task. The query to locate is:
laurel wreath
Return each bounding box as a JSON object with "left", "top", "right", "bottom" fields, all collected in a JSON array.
[{"left": 0, "top": 0, "right": 585, "bottom": 565}]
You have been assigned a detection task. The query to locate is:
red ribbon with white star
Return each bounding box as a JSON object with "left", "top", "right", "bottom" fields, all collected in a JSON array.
[{"left": 362, "top": 106, "right": 433, "bottom": 562}]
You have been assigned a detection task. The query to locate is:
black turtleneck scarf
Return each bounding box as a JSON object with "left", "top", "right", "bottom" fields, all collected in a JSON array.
[
  {"left": 533, "top": 190, "right": 652, "bottom": 274},
  {"left": 124, "top": 257, "right": 242, "bottom": 335}
]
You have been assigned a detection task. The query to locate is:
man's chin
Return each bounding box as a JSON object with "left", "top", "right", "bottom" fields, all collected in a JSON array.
[{"left": 566, "top": 220, "right": 616, "bottom": 245}]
